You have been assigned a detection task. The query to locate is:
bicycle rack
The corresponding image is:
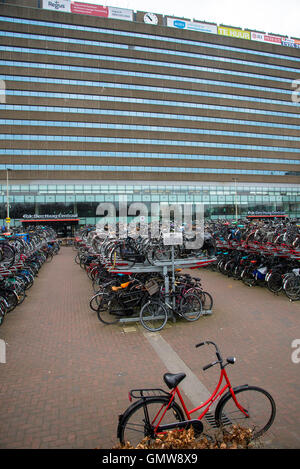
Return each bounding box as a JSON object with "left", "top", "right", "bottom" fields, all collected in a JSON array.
[{"left": 104, "top": 254, "right": 216, "bottom": 325}]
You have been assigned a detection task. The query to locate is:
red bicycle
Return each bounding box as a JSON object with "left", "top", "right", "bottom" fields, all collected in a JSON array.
[{"left": 117, "top": 341, "right": 276, "bottom": 446}]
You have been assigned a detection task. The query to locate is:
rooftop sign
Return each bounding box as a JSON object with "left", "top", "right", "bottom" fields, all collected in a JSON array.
[{"left": 167, "top": 17, "right": 217, "bottom": 34}]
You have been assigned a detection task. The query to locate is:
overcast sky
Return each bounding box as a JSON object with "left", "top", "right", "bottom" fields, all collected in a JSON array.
[{"left": 78, "top": 0, "right": 300, "bottom": 38}]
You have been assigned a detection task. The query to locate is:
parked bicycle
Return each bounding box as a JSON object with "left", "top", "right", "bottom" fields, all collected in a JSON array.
[{"left": 117, "top": 340, "right": 276, "bottom": 447}]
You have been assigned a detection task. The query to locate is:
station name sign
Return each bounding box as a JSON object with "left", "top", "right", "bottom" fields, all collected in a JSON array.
[
  {"left": 22, "top": 214, "right": 79, "bottom": 220},
  {"left": 247, "top": 211, "right": 286, "bottom": 216}
]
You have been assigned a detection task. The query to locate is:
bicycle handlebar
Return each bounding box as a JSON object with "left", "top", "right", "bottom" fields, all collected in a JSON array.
[
  {"left": 195, "top": 340, "right": 218, "bottom": 351},
  {"left": 195, "top": 340, "right": 223, "bottom": 370}
]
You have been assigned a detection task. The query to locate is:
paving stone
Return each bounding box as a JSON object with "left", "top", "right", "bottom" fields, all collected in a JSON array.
[{"left": 0, "top": 250, "right": 299, "bottom": 449}]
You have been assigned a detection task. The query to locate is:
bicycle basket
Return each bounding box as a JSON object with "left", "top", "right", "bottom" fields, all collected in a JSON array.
[{"left": 145, "top": 279, "right": 159, "bottom": 296}]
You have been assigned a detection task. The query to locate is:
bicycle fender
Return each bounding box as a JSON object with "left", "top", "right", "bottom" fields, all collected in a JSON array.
[{"left": 214, "top": 384, "right": 249, "bottom": 425}]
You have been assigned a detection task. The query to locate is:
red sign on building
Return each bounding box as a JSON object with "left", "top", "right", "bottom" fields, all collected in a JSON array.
[{"left": 71, "top": 2, "right": 108, "bottom": 17}]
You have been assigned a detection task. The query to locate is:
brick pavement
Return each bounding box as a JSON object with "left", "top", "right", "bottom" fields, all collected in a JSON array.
[{"left": 0, "top": 249, "right": 299, "bottom": 449}]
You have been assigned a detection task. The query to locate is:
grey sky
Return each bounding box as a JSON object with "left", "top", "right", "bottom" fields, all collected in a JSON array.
[{"left": 78, "top": 0, "right": 300, "bottom": 38}]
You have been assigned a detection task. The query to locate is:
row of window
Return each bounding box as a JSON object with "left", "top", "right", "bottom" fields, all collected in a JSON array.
[
  {"left": 2, "top": 102, "right": 299, "bottom": 120},
  {"left": 3, "top": 80, "right": 294, "bottom": 110},
  {"left": 1, "top": 59, "right": 292, "bottom": 86},
  {"left": 0, "top": 149, "right": 297, "bottom": 165},
  {"left": 6, "top": 89, "right": 298, "bottom": 109},
  {"left": 1, "top": 183, "right": 298, "bottom": 194},
  {"left": 1, "top": 119, "right": 299, "bottom": 141},
  {"left": 1, "top": 15, "right": 299, "bottom": 63},
  {"left": 0, "top": 164, "right": 298, "bottom": 176},
  {"left": 3, "top": 45, "right": 299, "bottom": 78},
  {"left": 2, "top": 73, "right": 293, "bottom": 96},
  {"left": 1, "top": 134, "right": 299, "bottom": 152},
  {"left": 0, "top": 107, "right": 299, "bottom": 129},
  {"left": 2, "top": 195, "right": 299, "bottom": 204},
  {"left": 2, "top": 37, "right": 300, "bottom": 74}
]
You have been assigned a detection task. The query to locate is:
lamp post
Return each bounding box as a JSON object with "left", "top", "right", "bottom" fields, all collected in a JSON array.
[
  {"left": 6, "top": 168, "right": 11, "bottom": 231},
  {"left": 232, "top": 177, "right": 238, "bottom": 222}
]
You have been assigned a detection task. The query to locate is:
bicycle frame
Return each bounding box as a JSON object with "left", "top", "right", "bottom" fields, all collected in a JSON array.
[{"left": 153, "top": 366, "right": 249, "bottom": 434}]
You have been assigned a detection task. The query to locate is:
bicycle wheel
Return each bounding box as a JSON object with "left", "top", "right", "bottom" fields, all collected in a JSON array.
[
  {"left": 89, "top": 292, "right": 104, "bottom": 312},
  {"left": 16, "top": 288, "right": 26, "bottom": 305},
  {"left": 97, "top": 294, "right": 124, "bottom": 325},
  {"left": 110, "top": 245, "right": 136, "bottom": 270},
  {"left": 0, "top": 242, "right": 15, "bottom": 267},
  {"left": 179, "top": 293, "right": 202, "bottom": 321},
  {"left": 284, "top": 276, "right": 300, "bottom": 301},
  {"left": 0, "top": 299, "right": 7, "bottom": 326},
  {"left": 45, "top": 252, "right": 53, "bottom": 263},
  {"left": 140, "top": 299, "right": 168, "bottom": 332},
  {"left": 118, "top": 396, "right": 185, "bottom": 447},
  {"left": 267, "top": 272, "right": 283, "bottom": 293},
  {"left": 198, "top": 291, "right": 213, "bottom": 312},
  {"left": 215, "top": 386, "right": 276, "bottom": 440},
  {"left": 187, "top": 288, "right": 213, "bottom": 312},
  {"left": 241, "top": 268, "right": 257, "bottom": 287},
  {"left": 1, "top": 290, "right": 18, "bottom": 312}
]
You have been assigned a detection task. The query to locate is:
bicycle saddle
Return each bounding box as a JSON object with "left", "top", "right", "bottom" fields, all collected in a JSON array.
[
  {"left": 111, "top": 281, "right": 131, "bottom": 292},
  {"left": 163, "top": 372, "right": 186, "bottom": 389}
]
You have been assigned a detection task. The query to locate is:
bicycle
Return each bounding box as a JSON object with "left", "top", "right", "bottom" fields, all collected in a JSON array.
[
  {"left": 96, "top": 277, "right": 159, "bottom": 325},
  {"left": 117, "top": 340, "right": 276, "bottom": 447},
  {"left": 139, "top": 280, "right": 203, "bottom": 332}
]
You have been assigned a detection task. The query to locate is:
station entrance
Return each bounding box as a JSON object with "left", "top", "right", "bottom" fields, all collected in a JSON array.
[{"left": 21, "top": 216, "right": 80, "bottom": 238}]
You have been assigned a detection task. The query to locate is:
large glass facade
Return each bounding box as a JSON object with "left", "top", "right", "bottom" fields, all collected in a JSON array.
[{"left": 1, "top": 182, "right": 299, "bottom": 226}]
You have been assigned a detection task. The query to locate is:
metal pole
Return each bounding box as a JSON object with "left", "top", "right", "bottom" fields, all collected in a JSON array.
[
  {"left": 233, "top": 177, "right": 238, "bottom": 222},
  {"left": 6, "top": 168, "right": 10, "bottom": 231}
]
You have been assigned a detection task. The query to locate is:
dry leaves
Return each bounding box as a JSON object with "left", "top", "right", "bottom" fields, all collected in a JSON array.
[{"left": 114, "top": 425, "right": 259, "bottom": 450}]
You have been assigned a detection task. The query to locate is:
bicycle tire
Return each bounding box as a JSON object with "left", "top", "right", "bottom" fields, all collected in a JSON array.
[
  {"left": 283, "top": 276, "right": 300, "bottom": 301},
  {"left": 97, "top": 294, "right": 125, "bottom": 325},
  {"left": 118, "top": 396, "right": 185, "bottom": 447},
  {"left": 140, "top": 299, "right": 168, "bottom": 332},
  {"left": 0, "top": 242, "right": 15, "bottom": 268},
  {"left": 0, "top": 299, "right": 6, "bottom": 326},
  {"left": 199, "top": 291, "right": 213, "bottom": 312},
  {"left": 179, "top": 293, "right": 202, "bottom": 321},
  {"left": 215, "top": 385, "right": 276, "bottom": 440},
  {"left": 74, "top": 253, "right": 81, "bottom": 264},
  {"left": 267, "top": 272, "right": 283, "bottom": 293},
  {"left": 90, "top": 292, "right": 103, "bottom": 312},
  {"left": 16, "top": 289, "right": 26, "bottom": 305},
  {"left": 1, "top": 290, "right": 18, "bottom": 312},
  {"left": 187, "top": 288, "right": 213, "bottom": 312},
  {"left": 0, "top": 311, "right": 5, "bottom": 326},
  {"left": 241, "top": 268, "right": 257, "bottom": 287},
  {"left": 110, "top": 245, "right": 136, "bottom": 270},
  {"left": 232, "top": 264, "right": 244, "bottom": 280}
]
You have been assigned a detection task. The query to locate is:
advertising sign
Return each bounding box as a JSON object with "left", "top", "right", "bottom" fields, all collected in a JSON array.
[
  {"left": 282, "top": 38, "right": 300, "bottom": 48},
  {"left": 251, "top": 31, "right": 282, "bottom": 44},
  {"left": 70, "top": 2, "right": 133, "bottom": 20},
  {"left": 43, "top": 0, "right": 71, "bottom": 12},
  {"left": 167, "top": 17, "right": 217, "bottom": 34},
  {"left": 218, "top": 26, "right": 250, "bottom": 40},
  {"left": 71, "top": 2, "right": 108, "bottom": 16},
  {"left": 108, "top": 6, "right": 133, "bottom": 21}
]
